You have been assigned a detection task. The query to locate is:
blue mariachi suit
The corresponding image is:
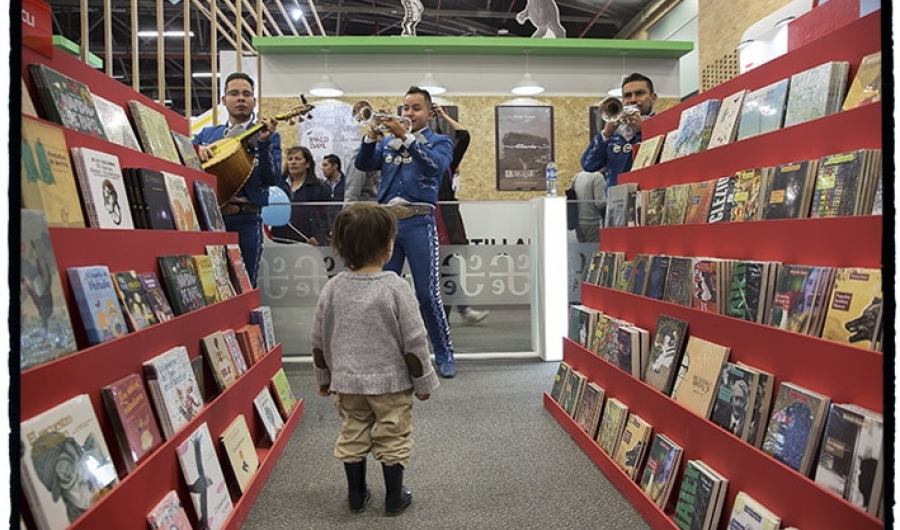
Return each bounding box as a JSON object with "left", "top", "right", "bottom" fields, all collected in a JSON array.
[
  {"left": 194, "top": 124, "right": 282, "bottom": 287},
  {"left": 355, "top": 128, "right": 455, "bottom": 369},
  {"left": 580, "top": 117, "right": 652, "bottom": 188}
]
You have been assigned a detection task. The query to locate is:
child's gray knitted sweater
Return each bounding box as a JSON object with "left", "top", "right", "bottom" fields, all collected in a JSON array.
[{"left": 312, "top": 271, "right": 440, "bottom": 396}]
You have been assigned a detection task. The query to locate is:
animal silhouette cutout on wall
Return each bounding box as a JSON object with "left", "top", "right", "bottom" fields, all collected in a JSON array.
[
  {"left": 401, "top": 0, "right": 424, "bottom": 35},
  {"left": 516, "top": 0, "right": 567, "bottom": 38}
]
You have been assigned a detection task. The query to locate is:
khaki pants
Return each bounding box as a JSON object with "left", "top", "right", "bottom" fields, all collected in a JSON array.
[{"left": 334, "top": 390, "right": 414, "bottom": 467}]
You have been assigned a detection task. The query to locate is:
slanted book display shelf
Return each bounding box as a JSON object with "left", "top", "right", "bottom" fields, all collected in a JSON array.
[
  {"left": 544, "top": 11, "right": 883, "bottom": 530},
  {"left": 20, "top": 45, "right": 303, "bottom": 529}
]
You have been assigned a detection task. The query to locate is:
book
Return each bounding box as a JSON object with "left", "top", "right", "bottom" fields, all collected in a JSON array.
[
  {"left": 725, "top": 261, "right": 769, "bottom": 324},
  {"left": 658, "top": 129, "right": 679, "bottom": 163},
  {"left": 783, "top": 61, "right": 850, "bottom": 127},
  {"left": 70, "top": 147, "right": 134, "bottom": 229},
  {"left": 143, "top": 345, "right": 205, "bottom": 439},
  {"left": 67, "top": 265, "right": 129, "bottom": 345},
  {"left": 707, "top": 89, "right": 747, "bottom": 148},
  {"left": 226, "top": 243, "right": 254, "bottom": 294},
  {"left": 631, "top": 135, "right": 664, "bottom": 170},
  {"left": 842, "top": 51, "right": 882, "bottom": 110},
  {"left": 20, "top": 394, "right": 119, "bottom": 530},
  {"left": 163, "top": 172, "right": 201, "bottom": 231},
  {"left": 572, "top": 382, "right": 605, "bottom": 438},
  {"left": 250, "top": 305, "right": 278, "bottom": 352},
  {"left": 810, "top": 150, "right": 867, "bottom": 218},
  {"left": 661, "top": 183, "right": 690, "bottom": 225},
  {"left": 761, "top": 381, "right": 831, "bottom": 476},
  {"left": 131, "top": 168, "right": 176, "bottom": 230},
  {"left": 171, "top": 130, "right": 204, "bottom": 171},
  {"left": 737, "top": 363, "right": 775, "bottom": 448},
  {"left": 21, "top": 116, "right": 86, "bottom": 227},
  {"left": 737, "top": 78, "right": 790, "bottom": 140},
  {"left": 194, "top": 180, "right": 227, "bottom": 232},
  {"left": 158, "top": 254, "right": 206, "bottom": 315},
  {"left": 612, "top": 413, "right": 652, "bottom": 481},
  {"left": 674, "top": 460, "right": 728, "bottom": 530},
  {"left": 814, "top": 403, "right": 883, "bottom": 510},
  {"left": 202, "top": 330, "right": 239, "bottom": 392},
  {"left": 665, "top": 257, "right": 694, "bottom": 307},
  {"left": 644, "top": 188, "right": 668, "bottom": 226},
  {"left": 727, "top": 491, "right": 781, "bottom": 530},
  {"left": 270, "top": 367, "right": 299, "bottom": 420},
  {"left": 20, "top": 210, "right": 78, "bottom": 370},
  {"left": 767, "top": 264, "right": 825, "bottom": 333},
  {"left": 550, "top": 362, "right": 571, "bottom": 402},
  {"left": 670, "top": 336, "right": 730, "bottom": 418},
  {"left": 730, "top": 168, "right": 769, "bottom": 222},
  {"left": 643, "top": 315, "right": 689, "bottom": 395},
  {"left": 222, "top": 329, "right": 249, "bottom": 376},
  {"left": 91, "top": 93, "right": 143, "bottom": 152},
  {"left": 101, "top": 373, "right": 164, "bottom": 473},
  {"left": 254, "top": 387, "right": 286, "bottom": 443},
  {"left": 639, "top": 433, "right": 683, "bottom": 509},
  {"left": 821, "top": 267, "right": 882, "bottom": 350},
  {"left": 192, "top": 254, "right": 220, "bottom": 306},
  {"left": 691, "top": 258, "right": 720, "bottom": 314},
  {"left": 28, "top": 63, "right": 107, "bottom": 140},
  {"left": 595, "top": 397, "right": 629, "bottom": 455},
  {"left": 645, "top": 255, "right": 671, "bottom": 300},
  {"left": 605, "top": 183, "right": 638, "bottom": 228},
  {"left": 206, "top": 245, "right": 237, "bottom": 302},
  {"left": 705, "top": 175, "right": 735, "bottom": 223},
  {"left": 176, "top": 422, "right": 234, "bottom": 530},
  {"left": 127, "top": 100, "right": 182, "bottom": 163},
  {"left": 219, "top": 414, "right": 260, "bottom": 495},
  {"left": 559, "top": 369, "right": 586, "bottom": 418},
  {"left": 111, "top": 270, "right": 159, "bottom": 332},
  {"left": 710, "top": 362, "right": 756, "bottom": 439},
  {"left": 122, "top": 168, "right": 147, "bottom": 228},
  {"left": 146, "top": 491, "right": 192, "bottom": 530},
  {"left": 236, "top": 324, "right": 267, "bottom": 366},
  {"left": 673, "top": 99, "right": 721, "bottom": 158},
  {"left": 762, "top": 159, "right": 817, "bottom": 220},
  {"left": 683, "top": 179, "right": 715, "bottom": 224},
  {"left": 138, "top": 271, "right": 176, "bottom": 323}
]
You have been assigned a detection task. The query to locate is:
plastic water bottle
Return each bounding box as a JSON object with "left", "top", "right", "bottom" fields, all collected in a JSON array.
[{"left": 545, "top": 160, "right": 558, "bottom": 196}]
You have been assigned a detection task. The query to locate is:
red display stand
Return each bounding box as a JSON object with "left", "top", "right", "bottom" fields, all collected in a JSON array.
[
  {"left": 21, "top": 45, "right": 302, "bottom": 530},
  {"left": 545, "top": 9, "right": 884, "bottom": 530}
]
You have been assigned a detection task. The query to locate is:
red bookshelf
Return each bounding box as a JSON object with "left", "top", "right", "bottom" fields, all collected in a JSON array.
[{"left": 545, "top": 7, "right": 884, "bottom": 530}]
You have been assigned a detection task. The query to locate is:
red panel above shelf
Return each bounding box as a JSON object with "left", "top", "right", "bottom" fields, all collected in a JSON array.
[{"left": 581, "top": 285, "right": 884, "bottom": 414}]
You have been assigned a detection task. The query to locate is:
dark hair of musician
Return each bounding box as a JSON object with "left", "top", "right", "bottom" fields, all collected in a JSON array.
[
  {"left": 406, "top": 86, "right": 433, "bottom": 106},
  {"left": 331, "top": 204, "right": 397, "bottom": 271},
  {"left": 621, "top": 72, "right": 654, "bottom": 94},
  {"left": 224, "top": 72, "right": 255, "bottom": 92},
  {"left": 324, "top": 154, "right": 342, "bottom": 171},
  {"left": 283, "top": 145, "right": 317, "bottom": 182}
]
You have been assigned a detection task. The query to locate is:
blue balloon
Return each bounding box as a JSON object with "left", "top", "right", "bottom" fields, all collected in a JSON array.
[{"left": 262, "top": 186, "right": 291, "bottom": 227}]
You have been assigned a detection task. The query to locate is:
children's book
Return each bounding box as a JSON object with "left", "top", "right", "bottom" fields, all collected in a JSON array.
[
  {"left": 175, "top": 422, "right": 234, "bottom": 530},
  {"left": 67, "top": 265, "right": 129, "bottom": 345}
]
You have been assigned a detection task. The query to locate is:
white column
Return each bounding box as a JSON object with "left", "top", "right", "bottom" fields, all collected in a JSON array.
[{"left": 531, "top": 196, "right": 568, "bottom": 361}]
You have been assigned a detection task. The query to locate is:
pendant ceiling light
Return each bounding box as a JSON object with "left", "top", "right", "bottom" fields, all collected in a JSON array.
[
  {"left": 511, "top": 49, "right": 544, "bottom": 96},
  {"left": 607, "top": 51, "right": 627, "bottom": 97},
  {"left": 417, "top": 49, "right": 447, "bottom": 95},
  {"left": 309, "top": 48, "right": 344, "bottom": 97}
]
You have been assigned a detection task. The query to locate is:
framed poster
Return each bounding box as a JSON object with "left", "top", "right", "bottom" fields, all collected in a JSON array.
[{"left": 495, "top": 105, "right": 554, "bottom": 191}]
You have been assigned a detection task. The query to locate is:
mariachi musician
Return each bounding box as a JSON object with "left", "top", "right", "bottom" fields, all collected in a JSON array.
[{"left": 194, "top": 72, "right": 282, "bottom": 287}]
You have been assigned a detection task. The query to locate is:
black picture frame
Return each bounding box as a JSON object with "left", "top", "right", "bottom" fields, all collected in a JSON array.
[{"left": 494, "top": 105, "right": 554, "bottom": 191}]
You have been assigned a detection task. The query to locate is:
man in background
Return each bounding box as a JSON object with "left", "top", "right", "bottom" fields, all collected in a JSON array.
[{"left": 571, "top": 170, "right": 606, "bottom": 242}]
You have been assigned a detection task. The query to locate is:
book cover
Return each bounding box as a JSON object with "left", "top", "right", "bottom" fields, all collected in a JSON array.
[
  {"left": 163, "top": 172, "right": 201, "bottom": 231},
  {"left": 201, "top": 331, "right": 239, "bottom": 392},
  {"left": 236, "top": 324, "right": 267, "bottom": 366},
  {"left": 122, "top": 168, "right": 148, "bottom": 229},
  {"left": 219, "top": 414, "right": 260, "bottom": 495},
  {"left": 674, "top": 459, "right": 724, "bottom": 530},
  {"left": 158, "top": 254, "right": 206, "bottom": 316},
  {"left": 175, "top": 422, "right": 234, "bottom": 530},
  {"left": 661, "top": 184, "right": 690, "bottom": 225},
  {"left": 20, "top": 394, "right": 119, "bottom": 530},
  {"left": 643, "top": 315, "right": 689, "bottom": 395},
  {"left": 584, "top": 251, "right": 604, "bottom": 285},
  {"left": 741, "top": 364, "right": 775, "bottom": 448},
  {"left": 630, "top": 254, "right": 651, "bottom": 296},
  {"left": 710, "top": 362, "right": 756, "bottom": 439},
  {"left": 67, "top": 265, "right": 129, "bottom": 346},
  {"left": 814, "top": 404, "right": 879, "bottom": 506},
  {"left": 730, "top": 168, "right": 768, "bottom": 222},
  {"left": 639, "top": 433, "right": 683, "bottom": 508},
  {"left": 101, "top": 373, "right": 163, "bottom": 473},
  {"left": 254, "top": 387, "right": 285, "bottom": 444},
  {"left": 673, "top": 99, "right": 721, "bottom": 158},
  {"left": 725, "top": 261, "right": 767, "bottom": 323},
  {"left": 137, "top": 271, "right": 176, "bottom": 323},
  {"left": 644, "top": 188, "right": 668, "bottom": 226},
  {"left": 226, "top": 244, "right": 254, "bottom": 294},
  {"left": 605, "top": 183, "right": 638, "bottom": 228},
  {"left": 737, "top": 78, "right": 790, "bottom": 140},
  {"left": 192, "top": 254, "right": 220, "bottom": 306},
  {"left": 588, "top": 313, "right": 611, "bottom": 357},
  {"left": 206, "top": 245, "right": 237, "bottom": 302},
  {"left": 767, "top": 264, "right": 820, "bottom": 332},
  {"left": 842, "top": 51, "right": 881, "bottom": 110},
  {"left": 20, "top": 210, "right": 78, "bottom": 370},
  {"left": 645, "top": 255, "right": 671, "bottom": 301},
  {"left": 91, "top": 93, "right": 142, "bottom": 152},
  {"left": 784, "top": 61, "right": 850, "bottom": 127},
  {"left": 691, "top": 258, "right": 719, "bottom": 314},
  {"left": 146, "top": 490, "right": 192, "bottom": 530},
  {"left": 222, "top": 329, "right": 249, "bottom": 376},
  {"left": 595, "top": 397, "right": 629, "bottom": 455},
  {"left": 171, "top": 130, "right": 204, "bottom": 171},
  {"left": 194, "top": 180, "right": 227, "bottom": 232},
  {"left": 695, "top": 461, "right": 730, "bottom": 530},
  {"left": 143, "top": 345, "right": 205, "bottom": 439},
  {"left": 665, "top": 257, "right": 694, "bottom": 307},
  {"left": 705, "top": 175, "right": 735, "bottom": 224},
  {"left": 111, "top": 270, "right": 159, "bottom": 332},
  {"left": 28, "top": 63, "right": 108, "bottom": 140},
  {"left": 670, "top": 336, "right": 730, "bottom": 418},
  {"left": 821, "top": 267, "right": 882, "bottom": 350},
  {"left": 250, "top": 305, "right": 278, "bottom": 352},
  {"left": 559, "top": 370, "right": 586, "bottom": 418},
  {"left": 727, "top": 491, "right": 781, "bottom": 530},
  {"left": 133, "top": 168, "right": 176, "bottom": 230},
  {"left": 270, "top": 367, "right": 299, "bottom": 420},
  {"left": 842, "top": 406, "right": 884, "bottom": 511},
  {"left": 70, "top": 147, "right": 134, "bottom": 229},
  {"left": 763, "top": 159, "right": 816, "bottom": 220},
  {"left": 707, "top": 89, "right": 747, "bottom": 148},
  {"left": 549, "top": 362, "right": 571, "bottom": 402},
  {"left": 683, "top": 179, "right": 714, "bottom": 224},
  {"left": 658, "top": 129, "right": 680, "bottom": 163},
  {"left": 127, "top": 100, "right": 182, "bottom": 164},
  {"left": 762, "top": 381, "right": 831, "bottom": 476},
  {"left": 612, "top": 413, "right": 652, "bottom": 481},
  {"left": 810, "top": 150, "right": 866, "bottom": 218},
  {"left": 21, "top": 116, "right": 86, "bottom": 227},
  {"left": 631, "top": 135, "right": 664, "bottom": 170}
]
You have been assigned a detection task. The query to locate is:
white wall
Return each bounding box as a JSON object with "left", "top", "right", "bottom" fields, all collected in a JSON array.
[{"left": 647, "top": 0, "right": 699, "bottom": 98}]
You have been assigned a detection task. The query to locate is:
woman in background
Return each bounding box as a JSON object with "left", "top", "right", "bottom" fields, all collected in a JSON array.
[{"left": 270, "top": 146, "right": 331, "bottom": 245}]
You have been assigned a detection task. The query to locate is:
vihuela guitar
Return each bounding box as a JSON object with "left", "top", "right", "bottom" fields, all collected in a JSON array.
[{"left": 201, "top": 95, "right": 314, "bottom": 205}]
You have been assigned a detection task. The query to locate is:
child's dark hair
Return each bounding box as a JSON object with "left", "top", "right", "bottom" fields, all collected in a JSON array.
[{"left": 331, "top": 204, "right": 397, "bottom": 270}]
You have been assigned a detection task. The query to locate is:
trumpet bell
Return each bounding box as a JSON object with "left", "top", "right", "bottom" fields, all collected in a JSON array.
[
  {"left": 599, "top": 96, "right": 624, "bottom": 123},
  {"left": 352, "top": 100, "right": 375, "bottom": 124}
]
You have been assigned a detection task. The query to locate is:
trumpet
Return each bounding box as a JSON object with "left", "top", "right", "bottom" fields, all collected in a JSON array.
[
  {"left": 352, "top": 100, "right": 411, "bottom": 132},
  {"left": 599, "top": 96, "right": 640, "bottom": 125}
]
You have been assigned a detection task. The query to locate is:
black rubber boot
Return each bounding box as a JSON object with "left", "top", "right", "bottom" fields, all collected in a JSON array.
[
  {"left": 343, "top": 460, "right": 371, "bottom": 513},
  {"left": 382, "top": 462, "right": 412, "bottom": 516}
]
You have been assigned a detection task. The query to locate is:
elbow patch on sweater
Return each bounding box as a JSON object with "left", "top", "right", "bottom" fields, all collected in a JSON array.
[
  {"left": 404, "top": 354, "right": 423, "bottom": 378},
  {"left": 313, "top": 348, "right": 328, "bottom": 369}
]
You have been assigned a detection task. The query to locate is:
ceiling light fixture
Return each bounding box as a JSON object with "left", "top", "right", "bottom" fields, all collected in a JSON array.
[
  {"left": 309, "top": 48, "right": 344, "bottom": 97},
  {"left": 136, "top": 30, "right": 195, "bottom": 38},
  {"left": 417, "top": 49, "right": 447, "bottom": 95},
  {"left": 607, "top": 50, "right": 627, "bottom": 97},
  {"left": 511, "top": 49, "right": 544, "bottom": 96}
]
